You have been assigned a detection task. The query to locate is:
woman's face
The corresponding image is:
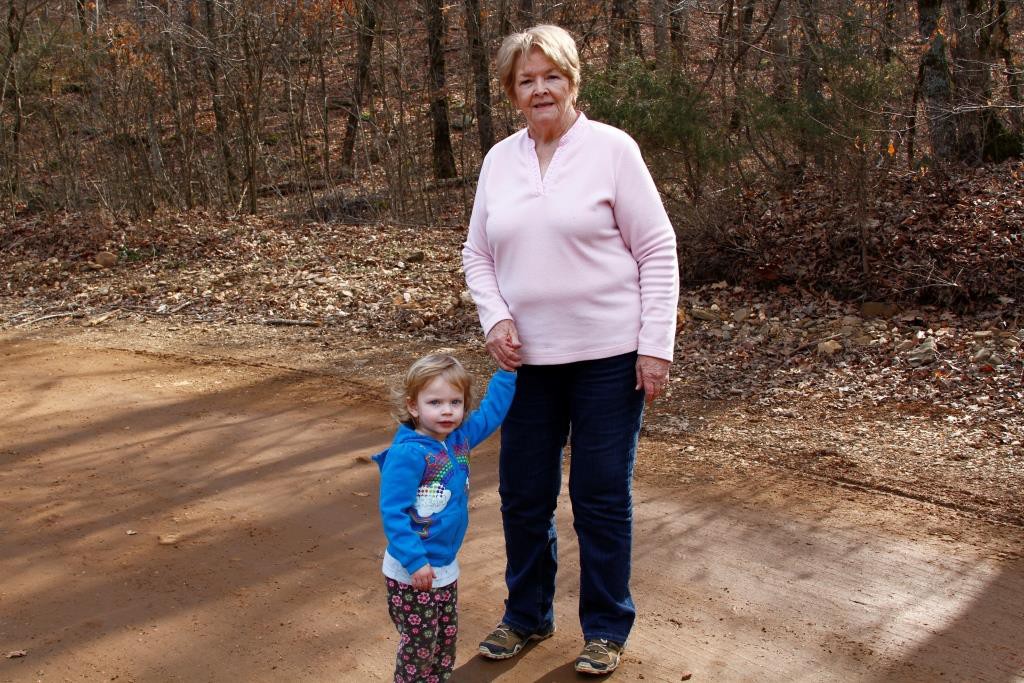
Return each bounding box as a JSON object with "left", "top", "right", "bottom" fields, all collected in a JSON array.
[{"left": 513, "top": 48, "right": 576, "bottom": 136}]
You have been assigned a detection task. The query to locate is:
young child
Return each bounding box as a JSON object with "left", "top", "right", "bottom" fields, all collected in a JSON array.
[{"left": 373, "top": 353, "right": 515, "bottom": 682}]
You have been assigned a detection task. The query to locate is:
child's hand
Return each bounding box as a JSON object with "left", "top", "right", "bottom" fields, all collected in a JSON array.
[{"left": 411, "top": 564, "right": 436, "bottom": 591}]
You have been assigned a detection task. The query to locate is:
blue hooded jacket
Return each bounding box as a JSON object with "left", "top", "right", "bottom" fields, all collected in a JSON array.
[{"left": 374, "top": 369, "right": 515, "bottom": 575}]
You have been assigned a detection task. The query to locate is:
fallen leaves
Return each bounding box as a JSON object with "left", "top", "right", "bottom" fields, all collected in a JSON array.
[
  {"left": 0, "top": 218, "right": 479, "bottom": 342},
  {"left": 0, "top": 210, "right": 1021, "bottom": 525},
  {"left": 714, "top": 160, "right": 1024, "bottom": 309},
  {"left": 817, "top": 339, "right": 843, "bottom": 356},
  {"left": 94, "top": 251, "right": 118, "bottom": 268}
]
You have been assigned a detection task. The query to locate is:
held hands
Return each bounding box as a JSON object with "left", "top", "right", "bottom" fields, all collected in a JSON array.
[
  {"left": 485, "top": 319, "right": 523, "bottom": 371},
  {"left": 635, "top": 355, "right": 671, "bottom": 404},
  {"left": 411, "top": 564, "right": 436, "bottom": 591},
  {"left": 486, "top": 320, "right": 670, "bottom": 403}
]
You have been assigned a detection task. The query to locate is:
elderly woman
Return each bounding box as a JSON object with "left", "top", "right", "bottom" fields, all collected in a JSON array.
[{"left": 462, "top": 24, "right": 678, "bottom": 676}]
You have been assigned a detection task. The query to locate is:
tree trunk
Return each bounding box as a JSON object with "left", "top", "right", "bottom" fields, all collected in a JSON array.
[
  {"left": 918, "top": 0, "right": 957, "bottom": 161},
  {"left": 464, "top": 0, "right": 495, "bottom": 155},
  {"left": 145, "top": 100, "right": 167, "bottom": 205},
  {"left": 796, "top": 0, "right": 825, "bottom": 166},
  {"left": 202, "top": 0, "right": 238, "bottom": 206},
  {"left": 741, "top": 0, "right": 756, "bottom": 39},
  {"left": 770, "top": 0, "right": 791, "bottom": 98},
  {"left": 652, "top": 0, "right": 669, "bottom": 71},
  {"left": 995, "top": 0, "right": 1023, "bottom": 130},
  {"left": 608, "top": 0, "right": 626, "bottom": 67},
  {"left": 76, "top": 0, "right": 88, "bottom": 32},
  {"left": 224, "top": 3, "right": 278, "bottom": 215},
  {"left": 881, "top": 0, "right": 899, "bottom": 64},
  {"left": 497, "top": 0, "right": 512, "bottom": 37},
  {"left": 950, "top": 0, "right": 999, "bottom": 163},
  {"left": 669, "top": 2, "right": 689, "bottom": 67},
  {"left": 2, "top": 1, "right": 23, "bottom": 201},
  {"left": 342, "top": 0, "right": 377, "bottom": 175},
  {"left": 7, "top": 78, "right": 22, "bottom": 202},
  {"left": 316, "top": 48, "right": 330, "bottom": 185},
  {"left": 161, "top": 14, "right": 193, "bottom": 209},
  {"left": 735, "top": 0, "right": 757, "bottom": 74},
  {"left": 628, "top": 1, "right": 644, "bottom": 59},
  {"left": 517, "top": 0, "right": 533, "bottom": 28},
  {"left": 422, "top": 0, "right": 457, "bottom": 179}
]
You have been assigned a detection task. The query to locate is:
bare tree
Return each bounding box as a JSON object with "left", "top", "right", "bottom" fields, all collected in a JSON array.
[
  {"left": 305, "top": 1, "right": 340, "bottom": 192},
  {"left": 994, "top": 0, "right": 1023, "bottom": 131},
  {"left": 422, "top": 0, "right": 457, "bottom": 178},
  {"left": 2, "top": 0, "right": 61, "bottom": 205},
  {"left": 608, "top": 0, "right": 626, "bottom": 67},
  {"left": 464, "top": 0, "right": 494, "bottom": 155},
  {"left": 216, "top": 0, "right": 284, "bottom": 213},
  {"left": 1, "top": 0, "right": 31, "bottom": 202},
  {"left": 917, "top": 0, "right": 957, "bottom": 161},
  {"left": 3, "top": 0, "right": 1022, "bottom": 221},
  {"left": 949, "top": 0, "right": 990, "bottom": 163},
  {"left": 342, "top": 0, "right": 377, "bottom": 175},
  {"left": 652, "top": 0, "right": 668, "bottom": 71},
  {"left": 669, "top": 0, "right": 690, "bottom": 67},
  {"left": 517, "top": 0, "right": 533, "bottom": 27},
  {"left": 497, "top": 0, "right": 512, "bottom": 36},
  {"left": 795, "top": 0, "right": 826, "bottom": 167},
  {"left": 769, "top": 0, "right": 791, "bottom": 98},
  {"left": 880, "top": 0, "right": 899, "bottom": 64},
  {"left": 73, "top": 0, "right": 84, "bottom": 31},
  {"left": 202, "top": 0, "right": 238, "bottom": 207},
  {"left": 627, "top": 0, "right": 644, "bottom": 59}
]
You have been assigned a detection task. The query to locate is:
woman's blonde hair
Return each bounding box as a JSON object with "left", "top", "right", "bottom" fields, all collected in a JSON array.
[
  {"left": 496, "top": 24, "right": 580, "bottom": 103},
  {"left": 393, "top": 354, "right": 473, "bottom": 426}
]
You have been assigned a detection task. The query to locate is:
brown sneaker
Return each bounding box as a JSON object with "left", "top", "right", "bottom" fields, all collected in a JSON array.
[
  {"left": 478, "top": 622, "right": 555, "bottom": 660},
  {"left": 574, "top": 638, "right": 623, "bottom": 675}
]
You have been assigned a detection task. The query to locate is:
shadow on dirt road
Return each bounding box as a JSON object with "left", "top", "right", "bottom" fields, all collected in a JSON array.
[{"left": 1, "top": 334, "right": 1020, "bottom": 682}]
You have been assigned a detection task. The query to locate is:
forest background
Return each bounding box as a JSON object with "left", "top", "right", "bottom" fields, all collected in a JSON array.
[
  {"left": 2, "top": 5, "right": 1023, "bottom": 680},
  {"left": 1, "top": 0, "right": 1022, "bottom": 309}
]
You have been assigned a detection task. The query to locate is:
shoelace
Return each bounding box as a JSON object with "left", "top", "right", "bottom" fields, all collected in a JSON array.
[
  {"left": 492, "top": 624, "right": 515, "bottom": 641},
  {"left": 583, "top": 639, "right": 612, "bottom": 656}
]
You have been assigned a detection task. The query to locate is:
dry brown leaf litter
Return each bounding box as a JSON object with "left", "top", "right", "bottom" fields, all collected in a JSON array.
[{"left": 1, "top": 215, "right": 1021, "bottom": 527}]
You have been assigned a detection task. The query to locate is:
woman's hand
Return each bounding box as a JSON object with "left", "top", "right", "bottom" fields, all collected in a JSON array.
[
  {"left": 635, "top": 355, "right": 671, "bottom": 404},
  {"left": 411, "top": 564, "right": 436, "bottom": 591},
  {"left": 485, "top": 319, "right": 523, "bottom": 371}
]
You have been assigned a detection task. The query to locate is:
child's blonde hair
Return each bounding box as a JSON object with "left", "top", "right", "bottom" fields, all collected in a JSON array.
[{"left": 393, "top": 354, "right": 473, "bottom": 427}]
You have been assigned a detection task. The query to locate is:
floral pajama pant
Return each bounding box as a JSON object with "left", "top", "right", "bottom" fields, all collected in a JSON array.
[{"left": 386, "top": 578, "right": 458, "bottom": 683}]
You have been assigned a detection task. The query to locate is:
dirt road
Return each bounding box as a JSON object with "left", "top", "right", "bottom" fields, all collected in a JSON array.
[{"left": 1, "top": 332, "right": 1022, "bottom": 682}]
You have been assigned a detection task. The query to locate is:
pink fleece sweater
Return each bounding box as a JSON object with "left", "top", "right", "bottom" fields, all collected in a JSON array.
[{"left": 463, "top": 113, "right": 679, "bottom": 365}]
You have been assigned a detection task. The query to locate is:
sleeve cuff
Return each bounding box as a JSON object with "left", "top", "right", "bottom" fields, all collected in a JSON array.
[{"left": 637, "top": 344, "right": 674, "bottom": 362}]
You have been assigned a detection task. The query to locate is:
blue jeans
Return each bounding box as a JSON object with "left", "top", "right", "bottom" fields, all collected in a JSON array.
[{"left": 498, "top": 351, "right": 644, "bottom": 645}]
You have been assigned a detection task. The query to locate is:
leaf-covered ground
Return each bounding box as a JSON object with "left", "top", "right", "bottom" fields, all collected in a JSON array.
[
  {"left": 700, "top": 161, "right": 1024, "bottom": 308},
  {"left": 2, "top": 199, "right": 1021, "bottom": 527},
  {"left": 0, "top": 228, "right": 1019, "bottom": 528}
]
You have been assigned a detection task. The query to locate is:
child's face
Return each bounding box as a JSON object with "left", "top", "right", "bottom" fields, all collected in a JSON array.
[{"left": 408, "top": 375, "right": 466, "bottom": 441}]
